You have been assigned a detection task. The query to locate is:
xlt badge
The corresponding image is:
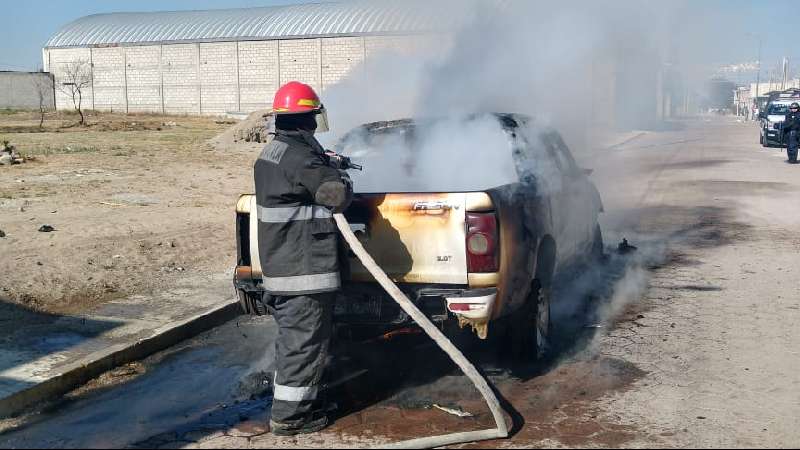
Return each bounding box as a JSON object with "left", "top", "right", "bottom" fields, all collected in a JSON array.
[{"left": 413, "top": 201, "right": 459, "bottom": 211}]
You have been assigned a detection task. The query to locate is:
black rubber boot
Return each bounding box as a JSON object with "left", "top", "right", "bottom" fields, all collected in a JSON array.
[
  {"left": 270, "top": 414, "right": 329, "bottom": 436},
  {"left": 788, "top": 131, "right": 799, "bottom": 163}
]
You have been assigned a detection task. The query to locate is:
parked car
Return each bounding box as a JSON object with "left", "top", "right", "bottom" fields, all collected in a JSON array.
[
  {"left": 760, "top": 93, "right": 800, "bottom": 147},
  {"left": 761, "top": 102, "right": 791, "bottom": 147},
  {"left": 234, "top": 113, "right": 605, "bottom": 362}
]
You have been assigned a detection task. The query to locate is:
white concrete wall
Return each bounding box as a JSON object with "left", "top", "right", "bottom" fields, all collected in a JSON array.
[
  {"left": 238, "top": 41, "right": 279, "bottom": 112},
  {"left": 0, "top": 72, "right": 55, "bottom": 110},
  {"left": 162, "top": 44, "right": 200, "bottom": 115},
  {"left": 91, "top": 47, "right": 125, "bottom": 112},
  {"left": 46, "top": 34, "right": 425, "bottom": 115},
  {"left": 200, "top": 42, "right": 239, "bottom": 114},
  {"left": 321, "top": 37, "right": 365, "bottom": 90},
  {"left": 279, "top": 39, "right": 322, "bottom": 93},
  {"left": 49, "top": 47, "right": 93, "bottom": 112},
  {"left": 126, "top": 46, "right": 162, "bottom": 113}
]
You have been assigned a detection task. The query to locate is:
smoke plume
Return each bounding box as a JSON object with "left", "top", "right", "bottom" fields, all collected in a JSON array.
[
  {"left": 318, "top": 0, "right": 706, "bottom": 345},
  {"left": 321, "top": 0, "right": 688, "bottom": 147}
]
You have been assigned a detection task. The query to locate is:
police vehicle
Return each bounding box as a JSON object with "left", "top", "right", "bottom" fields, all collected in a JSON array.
[{"left": 760, "top": 91, "right": 800, "bottom": 147}]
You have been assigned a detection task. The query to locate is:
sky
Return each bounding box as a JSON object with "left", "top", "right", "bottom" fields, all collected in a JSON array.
[{"left": 1, "top": 0, "right": 799, "bottom": 84}]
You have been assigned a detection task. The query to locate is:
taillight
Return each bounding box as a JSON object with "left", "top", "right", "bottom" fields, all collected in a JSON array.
[
  {"left": 466, "top": 213, "right": 499, "bottom": 273},
  {"left": 448, "top": 303, "right": 488, "bottom": 312}
]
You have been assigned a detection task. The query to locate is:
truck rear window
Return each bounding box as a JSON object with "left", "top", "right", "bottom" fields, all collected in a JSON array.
[{"left": 769, "top": 104, "right": 790, "bottom": 115}]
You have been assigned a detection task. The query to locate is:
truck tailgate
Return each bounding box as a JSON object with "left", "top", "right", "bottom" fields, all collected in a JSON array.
[{"left": 344, "top": 193, "right": 468, "bottom": 285}]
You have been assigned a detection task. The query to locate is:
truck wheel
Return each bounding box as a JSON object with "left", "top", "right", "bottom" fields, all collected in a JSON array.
[{"left": 511, "top": 280, "right": 551, "bottom": 363}]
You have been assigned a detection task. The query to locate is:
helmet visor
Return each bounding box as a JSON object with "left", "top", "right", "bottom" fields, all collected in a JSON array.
[{"left": 315, "top": 106, "right": 330, "bottom": 133}]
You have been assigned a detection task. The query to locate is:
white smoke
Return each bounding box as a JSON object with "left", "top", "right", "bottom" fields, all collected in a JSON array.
[
  {"left": 334, "top": 115, "right": 519, "bottom": 193},
  {"left": 318, "top": 0, "right": 701, "bottom": 335},
  {"left": 320, "top": 0, "right": 688, "bottom": 146},
  {"left": 315, "top": 0, "right": 696, "bottom": 199}
]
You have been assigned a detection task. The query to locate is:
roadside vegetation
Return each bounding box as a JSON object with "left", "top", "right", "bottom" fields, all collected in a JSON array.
[{"left": 0, "top": 110, "right": 253, "bottom": 313}]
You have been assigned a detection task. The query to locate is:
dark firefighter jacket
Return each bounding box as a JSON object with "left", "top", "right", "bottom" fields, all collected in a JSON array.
[
  {"left": 254, "top": 130, "right": 353, "bottom": 296},
  {"left": 784, "top": 111, "right": 800, "bottom": 134}
]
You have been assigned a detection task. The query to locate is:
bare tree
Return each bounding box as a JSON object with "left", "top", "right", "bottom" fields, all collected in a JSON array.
[
  {"left": 56, "top": 60, "right": 92, "bottom": 126},
  {"left": 30, "top": 73, "right": 54, "bottom": 129}
]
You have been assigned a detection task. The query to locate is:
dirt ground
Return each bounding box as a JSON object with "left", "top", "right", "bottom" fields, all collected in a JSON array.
[{"left": 0, "top": 110, "right": 258, "bottom": 313}]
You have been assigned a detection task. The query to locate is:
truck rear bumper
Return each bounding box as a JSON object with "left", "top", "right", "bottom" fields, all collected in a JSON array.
[
  {"left": 234, "top": 267, "right": 497, "bottom": 326},
  {"left": 444, "top": 288, "right": 497, "bottom": 321},
  {"left": 765, "top": 130, "right": 783, "bottom": 145}
]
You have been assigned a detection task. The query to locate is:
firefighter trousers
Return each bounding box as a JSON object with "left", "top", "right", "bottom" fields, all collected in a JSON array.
[
  {"left": 270, "top": 292, "right": 335, "bottom": 426},
  {"left": 788, "top": 130, "right": 799, "bottom": 163}
]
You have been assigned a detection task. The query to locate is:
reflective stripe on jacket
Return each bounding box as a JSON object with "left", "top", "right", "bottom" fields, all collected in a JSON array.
[{"left": 254, "top": 130, "right": 353, "bottom": 296}]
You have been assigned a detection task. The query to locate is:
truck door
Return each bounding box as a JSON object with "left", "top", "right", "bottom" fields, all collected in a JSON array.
[
  {"left": 543, "top": 133, "right": 596, "bottom": 263},
  {"left": 553, "top": 134, "right": 600, "bottom": 257}
]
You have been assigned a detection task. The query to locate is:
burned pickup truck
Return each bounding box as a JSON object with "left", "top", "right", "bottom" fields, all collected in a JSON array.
[{"left": 234, "top": 113, "right": 604, "bottom": 361}]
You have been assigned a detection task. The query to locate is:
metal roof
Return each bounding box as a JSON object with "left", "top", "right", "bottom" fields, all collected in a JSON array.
[{"left": 45, "top": 1, "right": 453, "bottom": 48}]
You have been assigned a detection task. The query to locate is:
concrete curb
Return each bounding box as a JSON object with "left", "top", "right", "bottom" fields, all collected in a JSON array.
[{"left": 0, "top": 299, "right": 241, "bottom": 419}]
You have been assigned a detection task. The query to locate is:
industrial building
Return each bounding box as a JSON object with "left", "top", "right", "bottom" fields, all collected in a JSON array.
[{"left": 43, "top": 2, "right": 446, "bottom": 115}]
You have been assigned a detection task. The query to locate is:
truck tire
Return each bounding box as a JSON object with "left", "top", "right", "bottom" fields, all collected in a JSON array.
[{"left": 510, "top": 280, "right": 551, "bottom": 363}]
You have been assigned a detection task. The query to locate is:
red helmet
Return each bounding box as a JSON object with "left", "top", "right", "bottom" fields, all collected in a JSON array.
[
  {"left": 273, "top": 82, "right": 323, "bottom": 115},
  {"left": 272, "top": 81, "right": 329, "bottom": 132}
]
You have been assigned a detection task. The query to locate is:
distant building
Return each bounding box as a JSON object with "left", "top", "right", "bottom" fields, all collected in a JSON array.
[
  {"left": 43, "top": 3, "right": 451, "bottom": 115},
  {"left": 734, "top": 86, "right": 751, "bottom": 115},
  {"left": 750, "top": 80, "right": 800, "bottom": 103}
]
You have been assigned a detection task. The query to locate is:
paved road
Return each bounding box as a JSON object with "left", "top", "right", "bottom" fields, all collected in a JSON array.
[
  {"left": 587, "top": 117, "right": 800, "bottom": 448},
  {"left": 1, "top": 117, "right": 798, "bottom": 448}
]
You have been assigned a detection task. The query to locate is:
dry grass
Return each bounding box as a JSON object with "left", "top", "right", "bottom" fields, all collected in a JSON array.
[
  {"left": 0, "top": 110, "right": 255, "bottom": 313},
  {"left": 0, "top": 110, "right": 224, "bottom": 157}
]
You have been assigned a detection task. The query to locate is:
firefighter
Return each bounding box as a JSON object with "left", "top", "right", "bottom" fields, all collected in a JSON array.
[
  {"left": 254, "top": 81, "right": 353, "bottom": 436},
  {"left": 784, "top": 102, "right": 800, "bottom": 164}
]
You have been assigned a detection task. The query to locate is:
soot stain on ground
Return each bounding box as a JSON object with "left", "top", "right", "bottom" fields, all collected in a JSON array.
[
  {"left": 321, "top": 248, "right": 651, "bottom": 448},
  {"left": 324, "top": 353, "right": 646, "bottom": 448}
]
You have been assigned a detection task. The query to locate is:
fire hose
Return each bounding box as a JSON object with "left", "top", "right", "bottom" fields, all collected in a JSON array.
[{"left": 333, "top": 213, "right": 509, "bottom": 449}]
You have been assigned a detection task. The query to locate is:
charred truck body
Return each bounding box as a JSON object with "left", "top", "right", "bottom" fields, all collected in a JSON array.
[{"left": 235, "top": 113, "right": 605, "bottom": 362}]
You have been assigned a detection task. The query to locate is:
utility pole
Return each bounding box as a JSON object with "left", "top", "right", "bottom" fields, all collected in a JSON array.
[
  {"left": 769, "top": 69, "right": 775, "bottom": 91},
  {"left": 750, "top": 33, "right": 762, "bottom": 111},
  {"left": 782, "top": 57, "right": 789, "bottom": 90}
]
